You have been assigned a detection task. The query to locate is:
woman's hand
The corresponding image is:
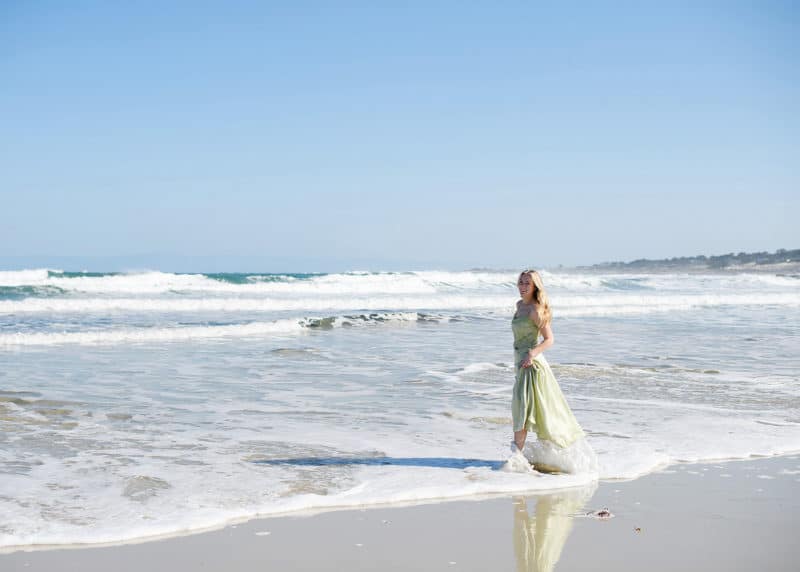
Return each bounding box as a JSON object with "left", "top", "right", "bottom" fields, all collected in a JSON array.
[{"left": 521, "top": 352, "right": 535, "bottom": 368}]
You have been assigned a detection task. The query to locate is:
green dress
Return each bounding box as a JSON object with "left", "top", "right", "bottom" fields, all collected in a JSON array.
[{"left": 512, "top": 315, "right": 584, "bottom": 448}]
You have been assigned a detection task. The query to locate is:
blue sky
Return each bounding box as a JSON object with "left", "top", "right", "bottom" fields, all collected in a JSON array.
[{"left": 2, "top": 1, "right": 797, "bottom": 272}]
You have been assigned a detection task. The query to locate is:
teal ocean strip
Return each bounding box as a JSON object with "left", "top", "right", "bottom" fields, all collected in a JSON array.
[{"left": 0, "top": 285, "right": 66, "bottom": 300}]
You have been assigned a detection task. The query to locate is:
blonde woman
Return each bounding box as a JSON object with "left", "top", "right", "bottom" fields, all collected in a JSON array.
[{"left": 507, "top": 270, "right": 596, "bottom": 474}]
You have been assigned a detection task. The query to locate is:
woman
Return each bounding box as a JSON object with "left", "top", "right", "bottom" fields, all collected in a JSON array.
[{"left": 507, "top": 270, "right": 595, "bottom": 474}]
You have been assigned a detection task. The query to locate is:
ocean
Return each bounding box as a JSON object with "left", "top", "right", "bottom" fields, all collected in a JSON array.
[{"left": 1, "top": 268, "right": 798, "bottom": 549}]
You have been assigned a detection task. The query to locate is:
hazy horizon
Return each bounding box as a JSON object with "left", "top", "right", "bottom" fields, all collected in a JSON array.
[{"left": 1, "top": 246, "right": 795, "bottom": 274}]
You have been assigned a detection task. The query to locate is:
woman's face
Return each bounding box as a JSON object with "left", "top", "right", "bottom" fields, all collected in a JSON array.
[{"left": 517, "top": 273, "right": 533, "bottom": 298}]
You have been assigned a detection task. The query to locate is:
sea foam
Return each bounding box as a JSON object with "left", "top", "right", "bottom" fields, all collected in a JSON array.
[{"left": 1, "top": 268, "right": 798, "bottom": 550}]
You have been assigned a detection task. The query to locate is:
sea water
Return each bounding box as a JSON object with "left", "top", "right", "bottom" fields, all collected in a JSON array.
[{"left": 1, "top": 269, "right": 798, "bottom": 549}]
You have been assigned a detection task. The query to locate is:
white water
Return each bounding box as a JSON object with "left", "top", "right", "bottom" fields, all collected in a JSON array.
[{"left": 1, "top": 269, "right": 798, "bottom": 550}]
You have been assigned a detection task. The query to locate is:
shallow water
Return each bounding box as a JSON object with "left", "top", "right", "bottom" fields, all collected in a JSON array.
[{"left": 1, "top": 269, "right": 798, "bottom": 548}]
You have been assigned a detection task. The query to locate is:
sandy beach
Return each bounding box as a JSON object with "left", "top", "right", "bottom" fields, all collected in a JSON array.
[{"left": 3, "top": 454, "right": 797, "bottom": 571}]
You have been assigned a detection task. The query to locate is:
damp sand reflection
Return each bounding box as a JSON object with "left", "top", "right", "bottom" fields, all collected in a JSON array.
[{"left": 513, "top": 482, "right": 598, "bottom": 572}]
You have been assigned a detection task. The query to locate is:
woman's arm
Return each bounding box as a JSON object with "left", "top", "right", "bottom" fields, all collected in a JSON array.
[
  {"left": 521, "top": 312, "right": 554, "bottom": 368},
  {"left": 529, "top": 320, "right": 554, "bottom": 359}
]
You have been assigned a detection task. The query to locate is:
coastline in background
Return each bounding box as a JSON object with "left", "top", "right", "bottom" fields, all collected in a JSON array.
[{"left": 2, "top": 248, "right": 797, "bottom": 275}]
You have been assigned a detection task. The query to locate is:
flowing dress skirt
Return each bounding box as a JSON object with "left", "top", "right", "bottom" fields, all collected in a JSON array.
[{"left": 512, "top": 353, "right": 584, "bottom": 448}]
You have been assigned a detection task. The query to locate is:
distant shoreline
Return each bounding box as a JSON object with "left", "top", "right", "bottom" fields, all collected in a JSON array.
[
  {"left": 559, "top": 261, "right": 800, "bottom": 275},
  {"left": 564, "top": 248, "right": 800, "bottom": 275}
]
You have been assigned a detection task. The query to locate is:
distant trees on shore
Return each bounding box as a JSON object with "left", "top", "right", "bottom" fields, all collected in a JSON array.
[{"left": 589, "top": 248, "right": 799, "bottom": 271}]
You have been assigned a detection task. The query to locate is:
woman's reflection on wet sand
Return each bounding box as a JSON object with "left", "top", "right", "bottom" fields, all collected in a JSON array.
[{"left": 513, "top": 482, "right": 598, "bottom": 572}]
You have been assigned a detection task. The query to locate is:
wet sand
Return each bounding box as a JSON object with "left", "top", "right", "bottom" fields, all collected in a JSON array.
[{"left": 3, "top": 455, "right": 798, "bottom": 571}]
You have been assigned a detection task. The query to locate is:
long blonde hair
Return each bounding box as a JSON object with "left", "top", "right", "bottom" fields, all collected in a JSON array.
[{"left": 520, "top": 269, "right": 552, "bottom": 327}]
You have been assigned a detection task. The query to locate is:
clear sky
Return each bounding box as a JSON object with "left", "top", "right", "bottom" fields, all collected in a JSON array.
[{"left": 2, "top": 1, "right": 797, "bottom": 272}]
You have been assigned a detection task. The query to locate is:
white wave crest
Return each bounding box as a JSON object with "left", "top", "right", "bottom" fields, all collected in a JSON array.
[
  {"left": 0, "top": 269, "right": 58, "bottom": 286},
  {"left": 0, "top": 320, "right": 305, "bottom": 347},
  {"left": 1, "top": 269, "right": 798, "bottom": 297},
  {"left": 555, "top": 293, "right": 800, "bottom": 316},
  {"left": 0, "top": 312, "right": 431, "bottom": 347},
  {"left": 0, "top": 270, "right": 455, "bottom": 295},
  {"left": 0, "top": 295, "right": 513, "bottom": 314},
  {"left": 2, "top": 292, "right": 797, "bottom": 317}
]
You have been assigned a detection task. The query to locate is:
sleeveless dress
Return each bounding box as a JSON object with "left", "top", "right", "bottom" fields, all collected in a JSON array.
[{"left": 512, "top": 315, "right": 584, "bottom": 449}]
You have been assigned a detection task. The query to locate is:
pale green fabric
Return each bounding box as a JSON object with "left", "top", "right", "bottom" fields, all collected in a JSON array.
[
  {"left": 511, "top": 315, "right": 584, "bottom": 448},
  {"left": 513, "top": 483, "right": 597, "bottom": 572}
]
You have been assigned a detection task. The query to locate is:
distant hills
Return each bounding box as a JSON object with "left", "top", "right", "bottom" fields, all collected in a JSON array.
[{"left": 579, "top": 248, "right": 800, "bottom": 273}]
